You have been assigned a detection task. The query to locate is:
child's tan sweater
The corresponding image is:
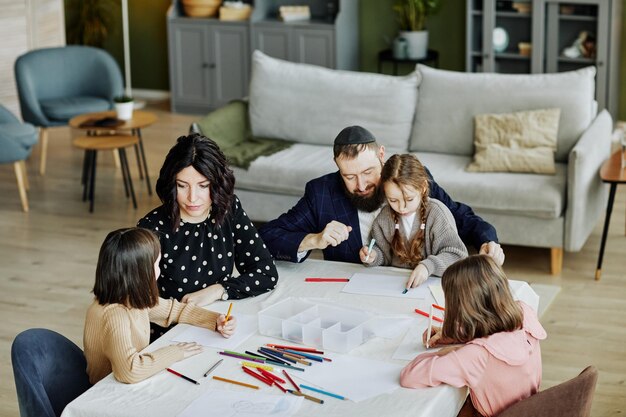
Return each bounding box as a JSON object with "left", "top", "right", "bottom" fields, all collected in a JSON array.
[{"left": 84, "top": 297, "right": 218, "bottom": 384}]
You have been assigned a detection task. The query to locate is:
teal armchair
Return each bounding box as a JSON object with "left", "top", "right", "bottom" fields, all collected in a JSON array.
[
  {"left": 0, "top": 105, "right": 38, "bottom": 212},
  {"left": 14, "top": 46, "right": 123, "bottom": 174}
]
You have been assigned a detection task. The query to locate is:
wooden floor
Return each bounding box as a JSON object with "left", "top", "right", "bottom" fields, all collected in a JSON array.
[{"left": 0, "top": 103, "right": 624, "bottom": 416}]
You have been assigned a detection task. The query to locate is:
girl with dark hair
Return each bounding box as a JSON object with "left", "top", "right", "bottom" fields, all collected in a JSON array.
[
  {"left": 138, "top": 134, "right": 278, "bottom": 340},
  {"left": 83, "top": 227, "right": 236, "bottom": 384},
  {"left": 400, "top": 255, "right": 547, "bottom": 417},
  {"left": 360, "top": 154, "right": 467, "bottom": 288}
]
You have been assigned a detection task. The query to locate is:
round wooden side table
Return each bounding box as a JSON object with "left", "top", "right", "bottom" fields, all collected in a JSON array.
[
  {"left": 595, "top": 149, "right": 626, "bottom": 280},
  {"left": 69, "top": 110, "right": 158, "bottom": 195},
  {"left": 73, "top": 135, "right": 139, "bottom": 213}
]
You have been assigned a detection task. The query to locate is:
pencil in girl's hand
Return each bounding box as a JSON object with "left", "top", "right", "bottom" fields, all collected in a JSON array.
[
  {"left": 426, "top": 304, "right": 434, "bottom": 349},
  {"left": 225, "top": 302, "right": 233, "bottom": 321}
]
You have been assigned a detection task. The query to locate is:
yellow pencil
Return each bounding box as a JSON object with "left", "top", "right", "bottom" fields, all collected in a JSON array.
[
  {"left": 225, "top": 302, "right": 233, "bottom": 322},
  {"left": 213, "top": 375, "right": 259, "bottom": 389},
  {"left": 240, "top": 361, "right": 274, "bottom": 371}
]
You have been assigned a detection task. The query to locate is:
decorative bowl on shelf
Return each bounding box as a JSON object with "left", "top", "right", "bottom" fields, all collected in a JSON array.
[
  {"left": 182, "top": 0, "right": 222, "bottom": 18},
  {"left": 518, "top": 42, "right": 531, "bottom": 56},
  {"left": 219, "top": 2, "right": 252, "bottom": 21},
  {"left": 512, "top": 1, "right": 532, "bottom": 13},
  {"left": 493, "top": 27, "right": 509, "bottom": 53}
]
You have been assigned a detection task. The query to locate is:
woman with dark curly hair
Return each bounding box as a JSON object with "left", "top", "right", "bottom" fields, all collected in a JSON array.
[{"left": 138, "top": 134, "right": 278, "bottom": 340}]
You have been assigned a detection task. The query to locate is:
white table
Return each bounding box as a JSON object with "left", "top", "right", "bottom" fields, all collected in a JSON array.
[{"left": 62, "top": 260, "right": 538, "bottom": 417}]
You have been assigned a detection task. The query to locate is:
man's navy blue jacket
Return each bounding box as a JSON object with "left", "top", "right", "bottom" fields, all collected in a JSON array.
[{"left": 259, "top": 170, "right": 498, "bottom": 264}]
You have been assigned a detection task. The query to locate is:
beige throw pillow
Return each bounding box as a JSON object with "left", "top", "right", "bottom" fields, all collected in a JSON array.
[{"left": 467, "top": 108, "right": 561, "bottom": 174}]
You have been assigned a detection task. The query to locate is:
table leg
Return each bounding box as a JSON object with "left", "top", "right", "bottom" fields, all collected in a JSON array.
[
  {"left": 119, "top": 149, "right": 130, "bottom": 198},
  {"left": 81, "top": 150, "right": 89, "bottom": 190},
  {"left": 595, "top": 183, "right": 617, "bottom": 280},
  {"left": 132, "top": 129, "right": 144, "bottom": 180},
  {"left": 136, "top": 129, "right": 152, "bottom": 195},
  {"left": 89, "top": 151, "right": 98, "bottom": 213},
  {"left": 119, "top": 148, "right": 137, "bottom": 209}
]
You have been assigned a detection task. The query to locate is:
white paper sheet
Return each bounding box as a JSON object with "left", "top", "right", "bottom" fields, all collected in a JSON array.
[
  {"left": 392, "top": 318, "right": 441, "bottom": 361},
  {"left": 342, "top": 272, "right": 440, "bottom": 299},
  {"left": 290, "top": 353, "right": 403, "bottom": 403},
  {"left": 178, "top": 389, "right": 303, "bottom": 417},
  {"left": 172, "top": 314, "right": 257, "bottom": 350},
  {"left": 366, "top": 315, "right": 414, "bottom": 339},
  {"left": 429, "top": 284, "right": 445, "bottom": 307}
]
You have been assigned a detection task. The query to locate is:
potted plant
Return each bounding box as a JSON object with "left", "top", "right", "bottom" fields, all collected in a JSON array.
[
  {"left": 114, "top": 95, "right": 134, "bottom": 120},
  {"left": 393, "top": 0, "right": 442, "bottom": 59}
]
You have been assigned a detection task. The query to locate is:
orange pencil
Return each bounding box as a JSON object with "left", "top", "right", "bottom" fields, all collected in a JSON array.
[
  {"left": 414, "top": 307, "right": 444, "bottom": 323},
  {"left": 225, "top": 302, "right": 233, "bottom": 321},
  {"left": 212, "top": 375, "right": 259, "bottom": 389}
]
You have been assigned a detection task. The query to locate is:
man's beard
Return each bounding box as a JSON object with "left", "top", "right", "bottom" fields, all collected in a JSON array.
[{"left": 343, "top": 182, "right": 385, "bottom": 212}]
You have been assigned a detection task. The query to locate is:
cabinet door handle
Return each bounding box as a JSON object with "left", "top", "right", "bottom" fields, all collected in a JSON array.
[{"left": 202, "top": 63, "right": 216, "bottom": 69}]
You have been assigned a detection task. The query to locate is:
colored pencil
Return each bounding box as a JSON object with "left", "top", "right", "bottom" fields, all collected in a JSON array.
[
  {"left": 225, "top": 302, "right": 233, "bottom": 321},
  {"left": 402, "top": 288, "right": 409, "bottom": 294},
  {"left": 273, "top": 381, "right": 287, "bottom": 393},
  {"left": 224, "top": 350, "right": 262, "bottom": 360},
  {"left": 365, "top": 238, "right": 376, "bottom": 262},
  {"left": 426, "top": 304, "right": 434, "bottom": 349},
  {"left": 166, "top": 368, "right": 199, "bottom": 385},
  {"left": 288, "top": 389, "right": 324, "bottom": 404},
  {"left": 305, "top": 278, "right": 350, "bottom": 282},
  {"left": 242, "top": 366, "right": 273, "bottom": 386},
  {"left": 220, "top": 351, "right": 265, "bottom": 363},
  {"left": 414, "top": 308, "right": 444, "bottom": 323},
  {"left": 258, "top": 368, "right": 286, "bottom": 384},
  {"left": 240, "top": 361, "right": 274, "bottom": 371},
  {"left": 266, "top": 344, "right": 324, "bottom": 354},
  {"left": 255, "top": 349, "right": 289, "bottom": 365},
  {"left": 282, "top": 370, "right": 301, "bottom": 392},
  {"left": 261, "top": 347, "right": 297, "bottom": 364},
  {"left": 432, "top": 304, "right": 446, "bottom": 311},
  {"left": 203, "top": 359, "right": 223, "bottom": 377},
  {"left": 283, "top": 349, "right": 324, "bottom": 362},
  {"left": 300, "top": 384, "right": 347, "bottom": 401},
  {"left": 213, "top": 375, "right": 259, "bottom": 390}
]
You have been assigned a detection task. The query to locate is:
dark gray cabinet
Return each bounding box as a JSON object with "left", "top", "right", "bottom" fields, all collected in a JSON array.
[
  {"left": 168, "top": 14, "right": 250, "bottom": 114},
  {"left": 466, "top": 0, "right": 622, "bottom": 116},
  {"left": 253, "top": 22, "right": 335, "bottom": 68},
  {"left": 167, "top": 0, "right": 358, "bottom": 113}
]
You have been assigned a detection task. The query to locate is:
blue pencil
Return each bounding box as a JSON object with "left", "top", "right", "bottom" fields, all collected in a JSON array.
[
  {"left": 283, "top": 349, "right": 324, "bottom": 362},
  {"left": 300, "top": 384, "right": 347, "bottom": 401}
]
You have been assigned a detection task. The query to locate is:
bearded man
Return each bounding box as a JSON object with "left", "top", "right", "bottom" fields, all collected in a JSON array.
[{"left": 259, "top": 126, "right": 504, "bottom": 265}]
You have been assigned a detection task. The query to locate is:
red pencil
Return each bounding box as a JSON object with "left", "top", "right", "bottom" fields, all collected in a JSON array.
[
  {"left": 166, "top": 368, "right": 199, "bottom": 385},
  {"left": 414, "top": 308, "right": 444, "bottom": 323},
  {"left": 258, "top": 368, "right": 286, "bottom": 384},
  {"left": 282, "top": 370, "right": 301, "bottom": 392},
  {"left": 266, "top": 344, "right": 324, "bottom": 354},
  {"left": 242, "top": 366, "right": 273, "bottom": 386},
  {"left": 432, "top": 304, "right": 446, "bottom": 311},
  {"left": 305, "top": 278, "right": 350, "bottom": 282}
]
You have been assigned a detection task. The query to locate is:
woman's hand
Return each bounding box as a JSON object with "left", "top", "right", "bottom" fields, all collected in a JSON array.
[
  {"left": 407, "top": 264, "right": 429, "bottom": 288},
  {"left": 216, "top": 314, "right": 237, "bottom": 338},
  {"left": 175, "top": 342, "right": 203, "bottom": 358},
  {"left": 359, "top": 245, "right": 377, "bottom": 264},
  {"left": 181, "top": 284, "right": 224, "bottom": 306},
  {"left": 422, "top": 326, "right": 456, "bottom": 348}
]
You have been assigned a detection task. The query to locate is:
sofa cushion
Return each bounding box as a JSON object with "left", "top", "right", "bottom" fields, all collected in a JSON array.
[
  {"left": 410, "top": 65, "right": 596, "bottom": 163},
  {"left": 233, "top": 143, "right": 406, "bottom": 197},
  {"left": 416, "top": 152, "right": 567, "bottom": 219},
  {"left": 467, "top": 108, "right": 560, "bottom": 174},
  {"left": 40, "top": 96, "right": 111, "bottom": 121},
  {"left": 248, "top": 51, "right": 420, "bottom": 150}
]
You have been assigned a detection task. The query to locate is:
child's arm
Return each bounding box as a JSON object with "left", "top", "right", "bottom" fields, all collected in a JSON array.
[
  {"left": 420, "top": 200, "right": 469, "bottom": 276},
  {"left": 103, "top": 307, "right": 189, "bottom": 384},
  {"left": 399, "top": 343, "right": 488, "bottom": 389},
  {"left": 149, "top": 297, "right": 219, "bottom": 331}
]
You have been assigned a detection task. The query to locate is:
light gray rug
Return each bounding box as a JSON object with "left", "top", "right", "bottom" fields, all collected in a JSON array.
[{"left": 530, "top": 284, "right": 561, "bottom": 318}]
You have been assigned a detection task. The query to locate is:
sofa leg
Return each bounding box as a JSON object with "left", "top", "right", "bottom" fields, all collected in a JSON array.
[
  {"left": 14, "top": 161, "right": 29, "bottom": 212},
  {"left": 550, "top": 247, "right": 563, "bottom": 275},
  {"left": 39, "top": 127, "right": 48, "bottom": 175}
]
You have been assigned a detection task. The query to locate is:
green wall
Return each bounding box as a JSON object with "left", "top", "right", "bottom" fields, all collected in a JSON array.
[{"left": 68, "top": 1, "right": 626, "bottom": 119}]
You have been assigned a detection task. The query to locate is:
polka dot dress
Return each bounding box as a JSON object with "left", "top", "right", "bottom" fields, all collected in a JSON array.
[{"left": 138, "top": 196, "right": 278, "bottom": 339}]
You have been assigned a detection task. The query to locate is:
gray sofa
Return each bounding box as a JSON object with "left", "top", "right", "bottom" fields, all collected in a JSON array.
[{"left": 203, "top": 51, "right": 612, "bottom": 275}]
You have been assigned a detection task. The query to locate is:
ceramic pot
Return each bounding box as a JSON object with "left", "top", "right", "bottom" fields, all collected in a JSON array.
[
  {"left": 115, "top": 101, "right": 134, "bottom": 121},
  {"left": 400, "top": 30, "right": 428, "bottom": 59}
]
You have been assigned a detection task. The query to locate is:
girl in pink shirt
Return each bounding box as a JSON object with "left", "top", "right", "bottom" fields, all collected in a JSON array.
[{"left": 400, "top": 255, "right": 547, "bottom": 417}]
